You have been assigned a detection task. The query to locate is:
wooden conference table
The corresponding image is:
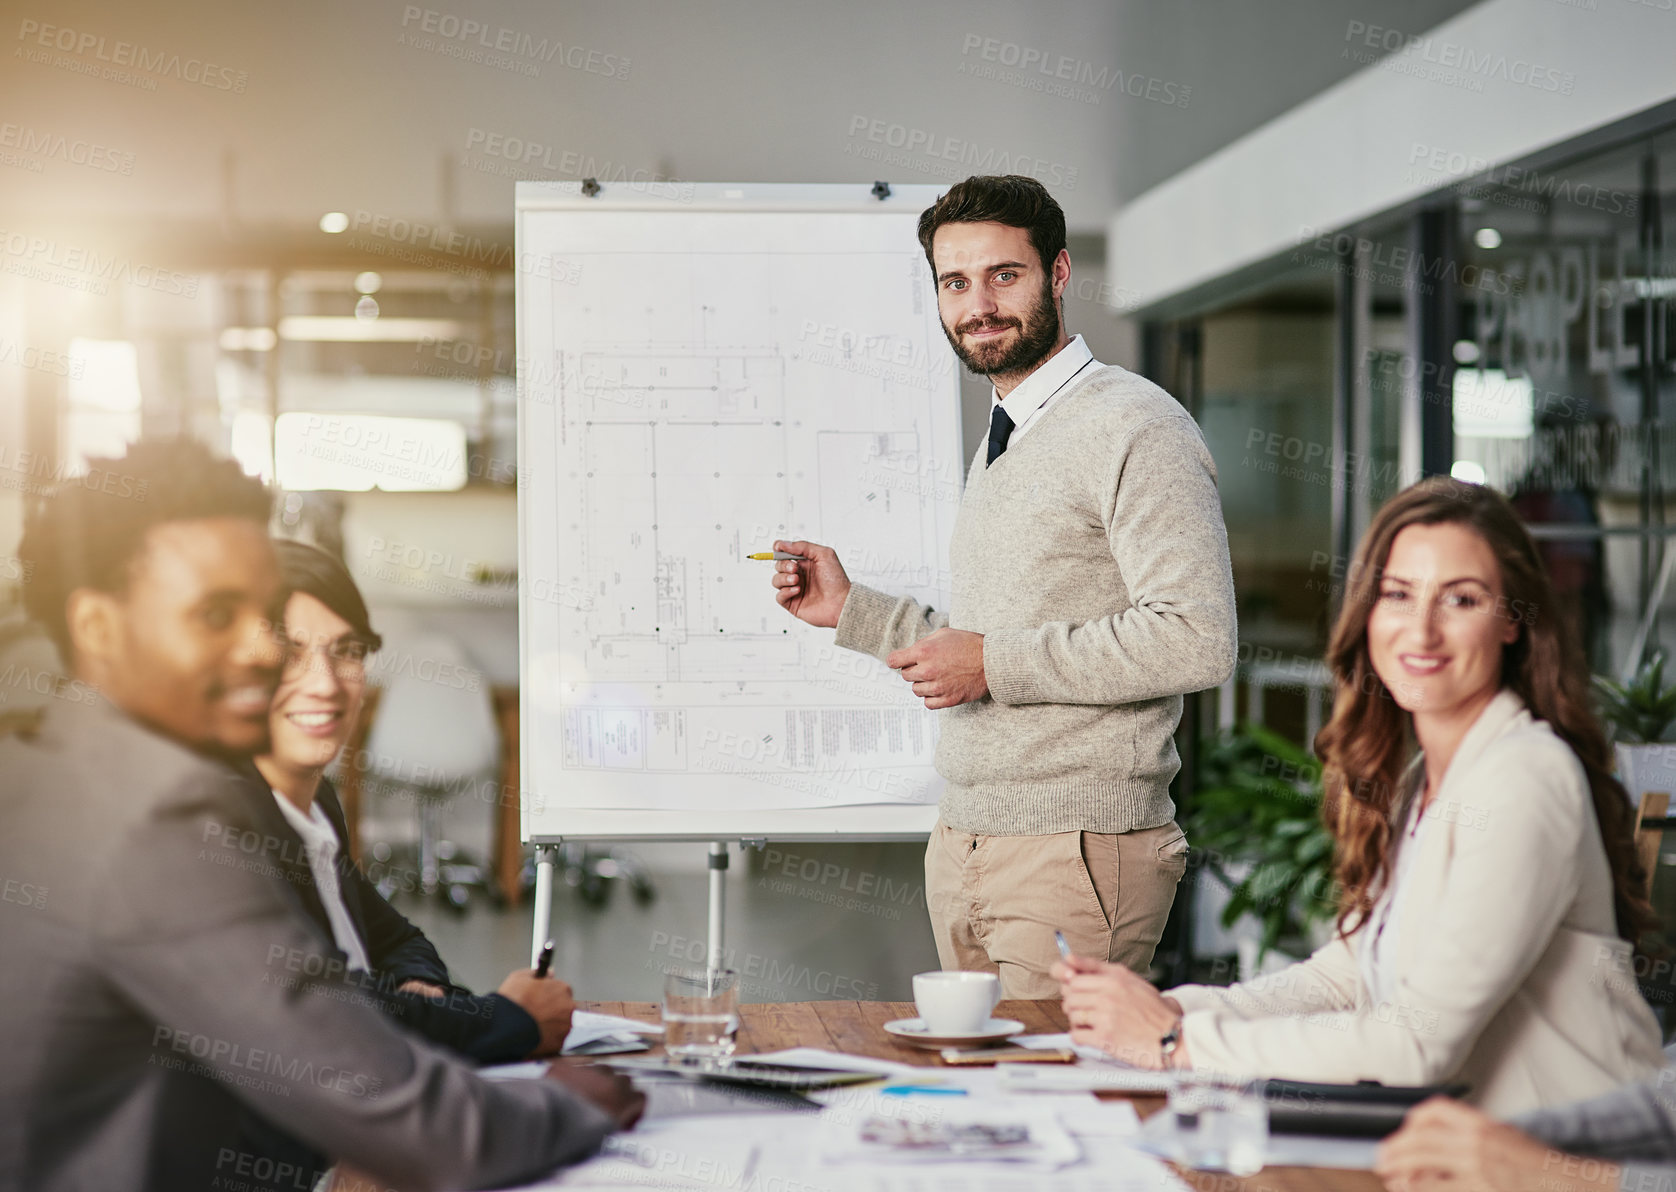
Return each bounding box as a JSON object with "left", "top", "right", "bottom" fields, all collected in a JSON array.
[{"left": 574, "top": 998, "right": 1386, "bottom": 1192}]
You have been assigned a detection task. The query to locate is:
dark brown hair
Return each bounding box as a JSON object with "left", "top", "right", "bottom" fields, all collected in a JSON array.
[
  {"left": 273, "top": 539, "right": 382, "bottom": 653},
  {"left": 916, "top": 175, "right": 1066, "bottom": 278},
  {"left": 1316, "top": 476, "right": 1655, "bottom": 945}
]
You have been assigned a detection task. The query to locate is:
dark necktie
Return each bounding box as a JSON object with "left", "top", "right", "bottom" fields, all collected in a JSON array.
[{"left": 986, "top": 405, "right": 1015, "bottom": 467}]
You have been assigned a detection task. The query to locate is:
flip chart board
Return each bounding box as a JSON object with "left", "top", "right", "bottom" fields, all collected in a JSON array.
[{"left": 517, "top": 182, "right": 964, "bottom": 841}]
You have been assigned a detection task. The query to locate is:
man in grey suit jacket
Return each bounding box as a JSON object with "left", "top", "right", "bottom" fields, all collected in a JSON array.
[
  {"left": 1378, "top": 1082, "right": 1676, "bottom": 1192},
  {"left": 0, "top": 439, "right": 640, "bottom": 1192}
]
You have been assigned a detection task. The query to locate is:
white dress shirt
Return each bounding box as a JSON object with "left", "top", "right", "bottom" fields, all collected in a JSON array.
[
  {"left": 272, "top": 791, "right": 374, "bottom": 973},
  {"left": 991, "top": 334, "right": 1101, "bottom": 447}
]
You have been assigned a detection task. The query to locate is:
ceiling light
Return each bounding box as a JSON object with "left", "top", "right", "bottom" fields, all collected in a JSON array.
[
  {"left": 354, "top": 271, "right": 382, "bottom": 294},
  {"left": 276, "top": 316, "right": 465, "bottom": 342},
  {"left": 355, "top": 295, "right": 379, "bottom": 321},
  {"left": 219, "top": 327, "right": 278, "bottom": 352},
  {"left": 1473, "top": 227, "right": 1502, "bottom": 250},
  {"left": 319, "top": 211, "right": 350, "bottom": 234},
  {"left": 1452, "top": 340, "right": 1480, "bottom": 365}
]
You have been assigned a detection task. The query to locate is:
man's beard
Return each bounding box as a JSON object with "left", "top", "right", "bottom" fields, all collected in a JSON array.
[{"left": 941, "top": 276, "right": 1061, "bottom": 378}]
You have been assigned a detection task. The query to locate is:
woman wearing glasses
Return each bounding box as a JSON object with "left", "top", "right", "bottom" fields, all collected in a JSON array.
[{"left": 253, "top": 539, "right": 571, "bottom": 1063}]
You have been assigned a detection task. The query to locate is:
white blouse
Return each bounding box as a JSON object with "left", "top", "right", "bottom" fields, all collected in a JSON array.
[
  {"left": 271, "top": 793, "right": 373, "bottom": 974},
  {"left": 1359, "top": 791, "right": 1430, "bottom": 1008}
]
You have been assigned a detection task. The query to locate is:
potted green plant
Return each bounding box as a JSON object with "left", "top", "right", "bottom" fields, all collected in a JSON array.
[
  {"left": 1593, "top": 652, "right": 1676, "bottom": 802},
  {"left": 1183, "top": 725, "right": 1338, "bottom": 976}
]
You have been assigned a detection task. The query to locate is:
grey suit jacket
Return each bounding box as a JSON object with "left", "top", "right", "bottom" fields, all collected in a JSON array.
[
  {"left": 1517, "top": 1076, "right": 1676, "bottom": 1188},
  {"left": 0, "top": 695, "right": 614, "bottom": 1192}
]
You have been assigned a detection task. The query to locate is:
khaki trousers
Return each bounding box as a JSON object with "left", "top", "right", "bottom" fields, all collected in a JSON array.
[{"left": 924, "top": 819, "right": 1189, "bottom": 999}]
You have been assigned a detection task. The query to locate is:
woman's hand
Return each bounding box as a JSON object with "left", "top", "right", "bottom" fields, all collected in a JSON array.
[
  {"left": 1052, "top": 953, "right": 1189, "bottom": 1069},
  {"left": 1376, "top": 1098, "right": 1620, "bottom": 1192}
]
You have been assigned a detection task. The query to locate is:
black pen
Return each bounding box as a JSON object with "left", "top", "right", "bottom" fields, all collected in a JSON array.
[
  {"left": 535, "top": 940, "right": 555, "bottom": 978},
  {"left": 1054, "top": 930, "right": 1072, "bottom": 961}
]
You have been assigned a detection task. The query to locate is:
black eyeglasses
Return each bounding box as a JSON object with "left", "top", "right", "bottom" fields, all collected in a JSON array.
[{"left": 283, "top": 635, "right": 371, "bottom": 679}]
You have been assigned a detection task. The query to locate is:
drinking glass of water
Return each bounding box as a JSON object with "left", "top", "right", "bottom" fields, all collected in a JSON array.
[
  {"left": 662, "top": 967, "right": 740, "bottom": 1063},
  {"left": 1166, "top": 1076, "right": 1268, "bottom": 1176}
]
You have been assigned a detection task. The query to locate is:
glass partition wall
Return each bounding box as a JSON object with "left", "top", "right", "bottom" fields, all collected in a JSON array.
[
  {"left": 1453, "top": 135, "right": 1675, "bottom": 678},
  {"left": 1146, "top": 124, "right": 1676, "bottom": 989},
  {"left": 1147, "top": 127, "right": 1676, "bottom": 739}
]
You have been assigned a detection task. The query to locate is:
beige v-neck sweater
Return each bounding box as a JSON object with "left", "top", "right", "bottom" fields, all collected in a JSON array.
[{"left": 834, "top": 364, "right": 1237, "bottom": 835}]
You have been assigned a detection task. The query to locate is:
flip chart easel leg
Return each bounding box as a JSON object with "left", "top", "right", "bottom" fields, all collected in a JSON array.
[
  {"left": 531, "top": 843, "right": 556, "bottom": 968},
  {"left": 707, "top": 841, "right": 728, "bottom": 973}
]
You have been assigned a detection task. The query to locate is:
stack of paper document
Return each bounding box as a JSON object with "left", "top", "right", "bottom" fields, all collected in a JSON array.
[
  {"left": 518, "top": 1098, "right": 1192, "bottom": 1191},
  {"left": 500, "top": 1043, "right": 1200, "bottom": 1191},
  {"left": 821, "top": 1096, "right": 1081, "bottom": 1170},
  {"left": 539, "top": 1114, "right": 767, "bottom": 1189},
  {"left": 477, "top": 1011, "right": 663, "bottom": 1077},
  {"left": 563, "top": 1010, "right": 663, "bottom": 1056}
]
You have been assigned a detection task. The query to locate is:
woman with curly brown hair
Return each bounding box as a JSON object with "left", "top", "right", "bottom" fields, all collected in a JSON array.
[{"left": 1053, "top": 477, "right": 1665, "bottom": 1115}]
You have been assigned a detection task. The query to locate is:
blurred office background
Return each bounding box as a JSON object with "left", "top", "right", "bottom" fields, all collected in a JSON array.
[{"left": 2, "top": 0, "right": 1674, "bottom": 1002}]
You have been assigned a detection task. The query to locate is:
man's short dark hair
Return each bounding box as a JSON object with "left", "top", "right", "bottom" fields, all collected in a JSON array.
[
  {"left": 916, "top": 175, "right": 1067, "bottom": 278},
  {"left": 274, "top": 539, "right": 383, "bottom": 653},
  {"left": 17, "top": 438, "right": 272, "bottom": 661}
]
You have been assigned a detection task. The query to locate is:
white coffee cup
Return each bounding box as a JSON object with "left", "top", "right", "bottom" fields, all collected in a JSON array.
[{"left": 912, "top": 971, "right": 1001, "bottom": 1035}]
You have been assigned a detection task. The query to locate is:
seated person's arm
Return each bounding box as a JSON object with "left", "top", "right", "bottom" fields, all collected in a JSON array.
[
  {"left": 353, "top": 885, "right": 446, "bottom": 993},
  {"left": 1514, "top": 1075, "right": 1676, "bottom": 1165},
  {"left": 1054, "top": 933, "right": 1361, "bottom": 1070},
  {"left": 109, "top": 775, "right": 622, "bottom": 1190},
  {"left": 314, "top": 785, "right": 449, "bottom": 989},
  {"left": 319, "top": 786, "right": 566, "bottom": 1061},
  {"left": 1167, "top": 738, "right": 1587, "bottom": 1084},
  {"left": 1378, "top": 1098, "right": 1634, "bottom": 1192}
]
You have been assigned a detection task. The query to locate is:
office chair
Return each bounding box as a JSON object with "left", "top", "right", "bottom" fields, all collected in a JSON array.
[
  {"left": 557, "top": 841, "right": 657, "bottom": 909},
  {"left": 362, "top": 633, "right": 499, "bottom": 911}
]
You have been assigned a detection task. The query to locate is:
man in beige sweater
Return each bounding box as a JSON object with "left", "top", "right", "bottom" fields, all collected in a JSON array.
[{"left": 769, "top": 175, "right": 1237, "bottom": 997}]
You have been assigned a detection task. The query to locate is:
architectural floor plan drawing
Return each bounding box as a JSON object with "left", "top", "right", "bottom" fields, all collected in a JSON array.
[{"left": 520, "top": 205, "right": 964, "bottom": 814}]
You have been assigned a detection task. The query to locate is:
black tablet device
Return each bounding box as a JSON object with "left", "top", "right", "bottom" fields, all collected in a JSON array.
[
  {"left": 1259, "top": 1078, "right": 1472, "bottom": 1138},
  {"left": 603, "top": 1056, "right": 891, "bottom": 1091}
]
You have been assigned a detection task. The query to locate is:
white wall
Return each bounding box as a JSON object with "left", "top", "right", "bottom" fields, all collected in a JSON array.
[
  {"left": 1112, "top": 0, "right": 1676, "bottom": 308},
  {"left": 341, "top": 488, "right": 520, "bottom": 683},
  {"left": 0, "top": 0, "right": 1495, "bottom": 247},
  {"left": 0, "top": 0, "right": 1130, "bottom": 232}
]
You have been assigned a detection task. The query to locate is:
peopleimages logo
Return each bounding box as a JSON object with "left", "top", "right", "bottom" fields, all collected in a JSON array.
[
  {"left": 15, "top": 19, "right": 249, "bottom": 92},
  {"left": 845, "top": 115, "right": 1078, "bottom": 189},
  {"left": 0, "top": 123, "right": 135, "bottom": 174},
  {"left": 1404, "top": 142, "right": 1636, "bottom": 217},
  {"left": 1342, "top": 21, "right": 1575, "bottom": 95},
  {"left": 0, "top": 228, "right": 199, "bottom": 298},
  {"left": 958, "top": 34, "right": 1191, "bottom": 108},
  {"left": 397, "top": 6, "right": 630, "bottom": 79}
]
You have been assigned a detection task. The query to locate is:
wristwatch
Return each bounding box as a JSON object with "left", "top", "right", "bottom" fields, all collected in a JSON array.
[{"left": 1159, "top": 1018, "right": 1183, "bottom": 1071}]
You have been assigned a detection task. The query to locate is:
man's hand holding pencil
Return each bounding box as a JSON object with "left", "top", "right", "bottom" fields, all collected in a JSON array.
[{"left": 766, "top": 538, "right": 851, "bottom": 628}]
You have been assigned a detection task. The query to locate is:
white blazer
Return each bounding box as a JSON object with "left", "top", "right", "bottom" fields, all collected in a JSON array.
[{"left": 1171, "top": 689, "right": 1666, "bottom": 1116}]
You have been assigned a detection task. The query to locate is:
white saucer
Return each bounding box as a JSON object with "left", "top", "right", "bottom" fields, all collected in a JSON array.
[{"left": 881, "top": 1017, "right": 1025, "bottom": 1049}]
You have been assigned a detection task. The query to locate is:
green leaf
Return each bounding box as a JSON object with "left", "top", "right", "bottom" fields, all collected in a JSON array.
[
  {"left": 1185, "top": 723, "right": 1337, "bottom": 964},
  {"left": 1596, "top": 651, "right": 1676, "bottom": 744}
]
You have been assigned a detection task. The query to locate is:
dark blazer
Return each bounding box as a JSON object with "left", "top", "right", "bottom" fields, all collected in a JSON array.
[
  {"left": 239, "top": 774, "right": 539, "bottom": 1065},
  {"left": 0, "top": 695, "right": 611, "bottom": 1192}
]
